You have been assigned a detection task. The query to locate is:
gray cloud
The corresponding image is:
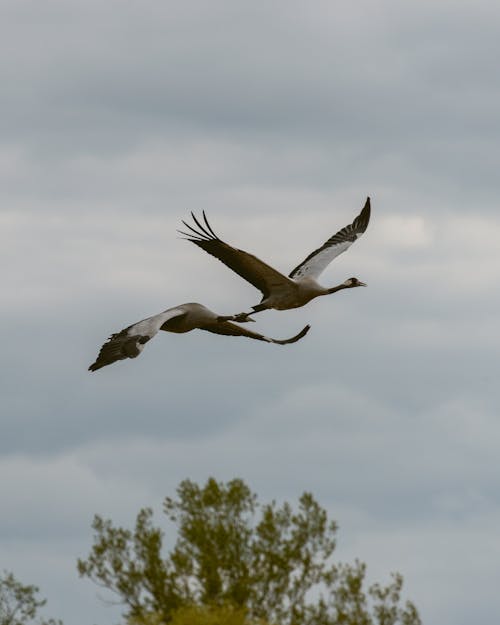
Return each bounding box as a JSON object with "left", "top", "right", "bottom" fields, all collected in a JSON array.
[
  {"left": 1, "top": 0, "right": 499, "bottom": 209},
  {"left": 1, "top": 1, "right": 500, "bottom": 624}
]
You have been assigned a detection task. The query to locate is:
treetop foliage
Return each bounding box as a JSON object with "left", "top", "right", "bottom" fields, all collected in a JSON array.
[
  {"left": 129, "top": 604, "right": 268, "bottom": 625},
  {"left": 0, "top": 571, "right": 62, "bottom": 625},
  {"left": 78, "top": 477, "right": 421, "bottom": 625}
]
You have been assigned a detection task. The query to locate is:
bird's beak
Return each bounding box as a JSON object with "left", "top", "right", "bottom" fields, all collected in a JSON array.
[{"left": 359, "top": 281, "right": 367, "bottom": 287}]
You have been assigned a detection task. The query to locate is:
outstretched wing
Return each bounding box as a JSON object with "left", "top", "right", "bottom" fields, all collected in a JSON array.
[
  {"left": 89, "top": 307, "right": 185, "bottom": 371},
  {"left": 179, "top": 212, "right": 294, "bottom": 299},
  {"left": 289, "top": 197, "right": 371, "bottom": 280},
  {"left": 88, "top": 331, "right": 152, "bottom": 371},
  {"left": 202, "top": 320, "right": 311, "bottom": 345}
]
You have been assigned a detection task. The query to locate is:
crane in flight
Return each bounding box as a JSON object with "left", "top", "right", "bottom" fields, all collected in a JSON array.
[
  {"left": 179, "top": 197, "right": 371, "bottom": 322},
  {"left": 89, "top": 303, "right": 310, "bottom": 371}
]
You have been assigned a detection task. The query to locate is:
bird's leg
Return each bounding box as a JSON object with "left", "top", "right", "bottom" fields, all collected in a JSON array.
[
  {"left": 233, "top": 304, "right": 267, "bottom": 322},
  {"left": 232, "top": 312, "right": 255, "bottom": 323},
  {"left": 216, "top": 311, "right": 256, "bottom": 323}
]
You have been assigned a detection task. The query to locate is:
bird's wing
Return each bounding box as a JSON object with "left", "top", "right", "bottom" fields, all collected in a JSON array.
[
  {"left": 289, "top": 197, "right": 371, "bottom": 280},
  {"left": 179, "top": 212, "right": 294, "bottom": 299},
  {"left": 202, "top": 320, "right": 311, "bottom": 345},
  {"left": 89, "top": 306, "right": 185, "bottom": 371}
]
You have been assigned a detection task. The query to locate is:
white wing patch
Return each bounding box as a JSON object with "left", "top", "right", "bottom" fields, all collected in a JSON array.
[
  {"left": 128, "top": 307, "right": 185, "bottom": 338},
  {"left": 89, "top": 306, "right": 185, "bottom": 371},
  {"left": 290, "top": 240, "right": 354, "bottom": 280},
  {"left": 289, "top": 198, "right": 371, "bottom": 280}
]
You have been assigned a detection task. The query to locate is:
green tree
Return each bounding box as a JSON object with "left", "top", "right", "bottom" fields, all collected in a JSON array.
[
  {"left": 0, "top": 571, "right": 62, "bottom": 625},
  {"left": 129, "top": 604, "right": 268, "bottom": 625},
  {"left": 78, "top": 477, "right": 421, "bottom": 625}
]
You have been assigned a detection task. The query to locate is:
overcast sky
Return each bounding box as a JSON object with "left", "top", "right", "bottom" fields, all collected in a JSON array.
[{"left": 1, "top": 1, "right": 500, "bottom": 624}]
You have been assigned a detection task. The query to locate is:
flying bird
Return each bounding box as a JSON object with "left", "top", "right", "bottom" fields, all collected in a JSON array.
[
  {"left": 179, "top": 197, "right": 371, "bottom": 322},
  {"left": 89, "top": 303, "right": 310, "bottom": 371}
]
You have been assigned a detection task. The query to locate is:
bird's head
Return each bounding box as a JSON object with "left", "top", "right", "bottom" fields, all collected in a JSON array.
[{"left": 343, "top": 277, "right": 367, "bottom": 288}]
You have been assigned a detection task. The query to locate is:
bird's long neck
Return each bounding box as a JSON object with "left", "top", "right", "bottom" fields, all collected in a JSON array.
[{"left": 327, "top": 283, "right": 349, "bottom": 294}]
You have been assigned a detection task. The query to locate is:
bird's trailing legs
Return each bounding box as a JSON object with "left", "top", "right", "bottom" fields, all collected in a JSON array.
[
  {"left": 217, "top": 311, "right": 256, "bottom": 323},
  {"left": 232, "top": 312, "right": 255, "bottom": 323},
  {"left": 217, "top": 302, "right": 268, "bottom": 323}
]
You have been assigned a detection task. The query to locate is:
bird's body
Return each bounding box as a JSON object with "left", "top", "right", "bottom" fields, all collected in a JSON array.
[
  {"left": 255, "top": 277, "right": 325, "bottom": 310},
  {"left": 179, "top": 198, "right": 371, "bottom": 320},
  {"left": 89, "top": 302, "right": 310, "bottom": 371}
]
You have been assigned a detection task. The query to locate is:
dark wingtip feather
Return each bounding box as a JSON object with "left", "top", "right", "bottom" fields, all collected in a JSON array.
[
  {"left": 177, "top": 229, "right": 207, "bottom": 241},
  {"left": 361, "top": 196, "right": 371, "bottom": 214},
  {"left": 355, "top": 197, "right": 371, "bottom": 232},
  {"left": 202, "top": 211, "right": 220, "bottom": 239},
  {"left": 190, "top": 212, "right": 213, "bottom": 238},
  {"left": 363, "top": 196, "right": 371, "bottom": 216},
  {"left": 295, "top": 324, "right": 311, "bottom": 340},
  {"left": 180, "top": 220, "right": 212, "bottom": 240},
  {"left": 274, "top": 324, "right": 311, "bottom": 345},
  {"left": 179, "top": 212, "right": 218, "bottom": 242},
  {"left": 88, "top": 354, "right": 114, "bottom": 372}
]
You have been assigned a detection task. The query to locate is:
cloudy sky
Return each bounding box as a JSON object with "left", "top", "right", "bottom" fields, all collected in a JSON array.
[{"left": 1, "top": 1, "right": 500, "bottom": 623}]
